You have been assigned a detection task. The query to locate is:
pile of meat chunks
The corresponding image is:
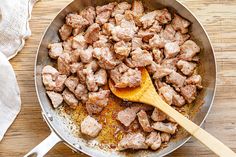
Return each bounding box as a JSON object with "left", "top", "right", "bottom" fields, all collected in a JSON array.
[{"left": 42, "top": 1, "right": 203, "bottom": 151}]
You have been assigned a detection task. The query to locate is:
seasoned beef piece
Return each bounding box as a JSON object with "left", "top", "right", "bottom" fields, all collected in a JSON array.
[
  {"left": 153, "top": 65, "right": 172, "bottom": 79},
  {"left": 110, "top": 63, "right": 141, "bottom": 88},
  {"left": 93, "top": 35, "right": 110, "bottom": 48},
  {"left": 62, "top": 37, "right": 73, "bottom": 51},
  {"left": 172, "top": 14, "right": 190, "bottom": 34},
  {"left": 48, "top": 43, "right": 63, "bottom": 59},
  {"left": 131, "top": 0, "right": 144, "bottom": 16},
  {"left": 140, "top": 11, "right": 158, "bottom": 29},
  {"left": 145, "top": 132, "right": 162, "bottom": 150},
  {"left": 54, "top": 75, "right": 67, "bottom": 92},
  {"left": 149, "top": 34, "right": 165, "bottom": 49},
  {"left": 179, "top": 40, "right": 200, "bottom": 61},
  {"left": 80, "top": 6, "right": 96, "bottom": 25},
  {"left": 112, "top": 2, "right": 131, "bottom": 17},
  {"left": 146, "top": 61, "right": 159, "bottom": 75},
  {"left": 130, "top": 48, "right": 153, "bottom": 67},
  {"left": 131, "top": 37, "right": 143, "bottom": 51},
  {"left": 86, "top": 90, "right": 110, "bottom": 114},
  {"left": 160, "top": 132, "right": 171, "bottom": 142},
  {"left": 72, "top": 33, "right": 87, "bottom": 49},
  {"left": 81, "top": 116, "right": 102, "bottom": 137},
  {"left": 84, "top": 23, "right": 100, "bottom": 44},
  {"left": 180, "top": 85, "right": 197, "bottom": 103},
  {"left": 84, "top": 68, "right": 98, "bottom": 92},
  {"left": 149, "top": 21, "right": 162, "bottom": 33},
  {"left": 57, "top": 53, "right": 71, "bottom": 76},
  {"left": 185, "top": 75, "right": 202, "bottom": 88},
  {"left": 177, "top": 60, "right": 197, "bottom": 76},
  {"left": 118, "top": 133, "right": 148, "bottom": 150},
  {"left": 156, "top": 9, "right": 171, "bottom": 24},
  {"left": 94, "top": 69, "right": 107, "bottom": 86},
  {"left": 74, "top": 83, "right": 88, "bottom": 102},
  {"left": 64, "top": 76, "right": 79, "bottom": 92},
  {"left": 137, "top": 29, "right": 155, "bottom": 42},
  {"left": 70, "top": 63, "right": 81, "bottom": 74},
  {"left": 62, "top": 89, "right": 78, "bottom": 109},
  {"left": 42, "top": 65, "right": 59, "bottom": 80},
  {"left": 117, "top": 107, "right": 137, "bottom": 127},
  {"left": 152, "top": 48, "right": 164, "bottom": 64},
  {"left": 66, "top": 13, "right": 89, "bottom": 29},
  {"left": 137, "top": 110, "right": 153, "bottom": 132},
  {"left": 164, "top": 42, "right": 180, "bottom": 58},
  {"left": 114, "top": 40, "right": 131, "bottom": 59},
  {"left": 160, "top": 24, "right": 176, "bottom": 41},
  {"left": 46, "top": 91, "right": 63, "bottom": 108},
  {"left": 59, "top": 24, "right": 72, "bottom": 41},
  {"left": 161, "top": 58, "right": 178, "bottom": 71},
  {"left": 96, "top": 2, "right": 117, "bottom": 25},
  {"left": 93, "top": 47, "right": 120, "bottom": 70},
  {"left": 151, "top": 108, "right": 167, "bottom": 122},
  {"left": 174, "top": 31, "right": 190, "bottom": 46},
  {"left": 79, "top": 46, "right": 93, "bottom": 63},
  {"left": 86, "top": 103, "right": 104, "bottom": 115},
  {"left": 152, "top": 122, "right": 177, "bottom": 134},
  {"left": 166, "top": 71, "right": 186, "bottom": 88}
]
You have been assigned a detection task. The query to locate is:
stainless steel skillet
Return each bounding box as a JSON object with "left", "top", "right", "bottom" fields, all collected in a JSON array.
[{"left": 25, "top": 0, "right": 216, "bottom": 156}]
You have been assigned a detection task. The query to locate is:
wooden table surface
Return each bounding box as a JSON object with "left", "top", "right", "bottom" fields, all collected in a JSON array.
[{"left": 0, "top": 0, "right": 236, "bottom": 156}]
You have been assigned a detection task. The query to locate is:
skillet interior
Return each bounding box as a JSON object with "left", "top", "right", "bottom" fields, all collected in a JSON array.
[{"left": 35, "top": 0, "right": 216, "bottom": 156}]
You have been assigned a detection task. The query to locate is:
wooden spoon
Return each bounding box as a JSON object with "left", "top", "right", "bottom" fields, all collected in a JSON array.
[{"left": 109, "top": 68, "right": 236, "bottom": 157}]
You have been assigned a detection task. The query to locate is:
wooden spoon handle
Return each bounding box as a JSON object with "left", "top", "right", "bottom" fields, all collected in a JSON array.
[{"left": 141, "top": 92, "right": 236, "bottom": 157}]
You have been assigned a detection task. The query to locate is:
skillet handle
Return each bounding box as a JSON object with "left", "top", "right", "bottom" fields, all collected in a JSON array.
[{"left": 24, "top": 131, "right": 62, "bottom": 157}]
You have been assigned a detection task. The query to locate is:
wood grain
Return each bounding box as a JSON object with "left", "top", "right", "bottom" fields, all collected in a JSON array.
[{"left": 0, "top": 0, "right": 236, "bottom": 156}]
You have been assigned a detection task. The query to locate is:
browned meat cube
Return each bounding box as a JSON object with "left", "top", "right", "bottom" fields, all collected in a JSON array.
[
  {"left": 131, "top": 0, "right": 144, "bottom": 16},
  {"left": 70, "top": 63, "right": 81, "bottom": 74},
  {"left": 84, "top": 68, "right": 98, "bottom": 92},
  {"left": 112, "top": 2, "right": 131, "bottom": 17},
  {"left": 66, "top": 13, "right": 89, "bottom": 28},
  {"left": 185, "top": 75, "right": 202, "bottom": 88},
  {"left": 172, "top": 14, "right": 190, "bottom": 34},
  {"left": 74, "top": 83, "right": 88, "bottom": 102},
  {"left": 62, "top": 89, "right": 78, "bottom": 109},
  {"left": 156, "top": 9, "right": 171, "bottom": 24},
  {"left": 42, "top": 65, "right": 59, "bottom": 80},
  {"left": 177, "top": 60, "right": 197, "bottom": 76},
  {"left": 93, "top": 35, "right": 110, "bottom": 48},
  {"left": 110, "top": 63, "right": 141, "bottom": 88},
  {"left": 140, "top": 11, "right": 158, "bottom": 29},
  {"left": 146, "top": 61, "right": 159, "bottom": 75},
  {"left": 54, "top": 74, "right": 67, "bottom": 92},
  {"left": 149, "top": 34, "right": 165, "bottom": 49},
  {"left": 42, "top": 74, "right": 55, "bottom": 91},
  {"left": 94, "top": 69, "right": 107, "bottom": 86},
  {"left": 93, "top": 47, "right": 120, "bottom": 70},
  {"left": 87, "top": 90, "right": 110, "bottom": 107},
  {"left": 160, "top": 132, "right": 171, "bottom": 142},
  {"left": 84, "top": 60, "right": 99, "bottom": 72},
  {"left": 160, "top": 24, "right": 176, "bottom": 41},
  {"left": 80, "top": 6, "right": 96, "bottom": 25},
  {"left": 153, "top": 66, "right": 173, "bottom": 79},
  {"left": 164, "top": 42, "right": 180, "bottom": 58},
  {"left": 86, "top": 103, "right": 104, "bottom": 115},
  {"left": 152, "top": 48, "right": 164, "bottom": 64},
  {"left": 79, "top": 46, "right": 93, "bottom": 63},
  {"left": 57, "top": 53, "right": 71, "bottom": 76},
  {"left": 76, "top": 63, "right": 86, "bottom": 84},
  {"left": 114, "top": 40, "right": 131, "bottom": 59},
  {"left": 46, "top": 91, "right": 63, "bottom": 108},
  {"left": 166, "top": 71, "right": 186, "bottom": 88},
  {"left": 172, "top": 94, "right": 185, "bottom": 107},
  {"left": 161, "top": 58, "right": 178, "bottom": 71},
  {"left": 64, "top": 76, "right": 79, "bottom": 92},
  {"left": 174, "top": 31, "right": 190, "bottom": 46},
  {"left": 145, "top": 132, "right": 161, "bottom": 150},
  {"left": 130, "top": 103, "right": 154, "bottom": 112},
  {"left": 72, "top": 34, "right": 87, "bottom": 49},
  {"left": 137, "top": 29, "right": 155, "bottom": 42},
  {"left": 158, "top": 85, "right": 176, "bottom": 105},
  {"left": 81, "top": 116, "right": 102, "bottom": 137},
  {"left": 117, "top": 107, "right": 137, "bottom": 127},
  {"left": 180, "top": 85, "right": 197, "bottom": 103},
  {"left": 84, "top": 23, "right": 100, "bottom": 44},
  {"left": 72, "top": 27, "right": 86, "bottom": 36},
  {"left": 59, "top": 24, "right": 72, "bottom": 41},
  {"left": 62, "top": 37, "right": 73, "bottom": 51},
  {"left": 131, "top": 37, "right": 143, "bottom": 51},
  {"left": 137, "top": 110, "right": 153, "bottom": 132},
  {"left": 149, "top": 21, "right": 162, "bottom": 33},
  {"left": 96, "top": 2, "right": 116, "bottom": 25},
  {"left": 152, "top": 122, "right": 177, "bottom": 134},
  {"left": 130, "top": 48, "right": 153, "bottom": 67},
  {"left": 118, "top": 133, "right": 148, "bottom": 150},
  {"left": 179, "top": 40, "right": 200, "bottom": 61},
  {"left": 151, "top": 108, "right": 167, "bottom": 122}
]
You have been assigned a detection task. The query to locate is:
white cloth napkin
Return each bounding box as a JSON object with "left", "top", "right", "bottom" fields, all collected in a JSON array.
[{"left": 0, "top": 0, "right": 37, "bottom": 141}]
